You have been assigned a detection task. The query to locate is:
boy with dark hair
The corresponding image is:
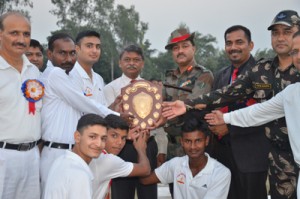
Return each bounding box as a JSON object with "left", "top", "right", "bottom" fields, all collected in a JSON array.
[
  {"left": 44, "top": 114, "right": 108, "bottom": 199},
  {"left": 89, "top": 114, "right": 150, "bottom": 199},
  {"left": 140, "top": 111, "right": 231, "bottom": 199}
]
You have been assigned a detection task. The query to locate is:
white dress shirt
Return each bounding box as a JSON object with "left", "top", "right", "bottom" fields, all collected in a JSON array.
[
  {"left": 44, "top": 150, "right": 94, "bottom": 199},
  {"left": 0, "top": 55, "right": 41, "bottom": 143},
  {"left": 223, "top": 82, "right": 300, "bottom": 169},
  {"left": 155, "top": 153, "right": 231, "bottom": 199},
  {"left": 40, "top": 61, "right": 118, "bottom": 143},
  {"left": 103, "top": 73, "right": 142, "bottom": 106}
]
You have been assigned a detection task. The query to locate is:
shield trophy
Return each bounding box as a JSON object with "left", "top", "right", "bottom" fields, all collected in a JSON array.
[{"left": 121, "top": 80, "right": 162, "bottom": 129}]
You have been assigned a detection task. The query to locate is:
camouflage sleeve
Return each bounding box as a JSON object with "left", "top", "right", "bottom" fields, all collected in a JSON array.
[
  {"left": 185, "top": 69, "right": 254, "bottom": 108},
  {"left": 187, "top": 71, "right": 214, "bottom": 100}
]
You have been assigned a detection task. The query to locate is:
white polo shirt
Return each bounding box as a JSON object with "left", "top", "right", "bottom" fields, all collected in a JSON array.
[
  {"left": 40, "top": 61, "right": 118, "bottom": 143},
  {"left": 44, "top": 150, "right": 94, "bottom": 199},
  {"left": 103, "top": 73, "right": 142, "bottom": 106},
  {"left": 155, "top": 153, "right": 231, "bottom": 199},
  {"left": 0, "top": 55, "right": 41, "bottom": 143},
  {"left": 89, "top": 152, "right": 133, "bottom": 199}
]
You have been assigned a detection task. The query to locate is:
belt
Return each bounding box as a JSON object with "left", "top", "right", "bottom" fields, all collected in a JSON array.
[
  {"left": 0, "top": 140, "right": 41, "bottom": 151},
  {"left": 44, "top": 141, "right": 74, "bottom": 149}
]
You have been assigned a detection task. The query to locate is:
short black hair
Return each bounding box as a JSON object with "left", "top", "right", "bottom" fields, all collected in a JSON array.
[
  {"left": 30, "top": 39, "right": 44, "bottom": 53},
  {"left": 119, "top": 44, "right": 144, "bottom": 60},
  {"left": 181, "top": 110, "right": 211, "bottom": 137},
  {"left": 105, "top": 114, "right": 129, "bottom": 131},
  {"left": 0, "top": 11, "right": 29, "bottom": 30},
  {"left": 47, "top": 32, "right": 74, "bottom": 51},
  {"left": 224, "top": 25, "right": 252, "bottom": 43},
  {"left": 293, "top": 31, "right": 300, "bottom": 39},
  {"left": 77, "top": 114, "right": 107, "bottom": 134},
  {"left": 75, "top": 30, "right": 100, "bottom": 45}
]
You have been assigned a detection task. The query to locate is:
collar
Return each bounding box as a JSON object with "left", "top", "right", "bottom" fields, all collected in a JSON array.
[
  {"left": 65, "top": 150, "right": 94, "bottom": 180},
  {"left": 120, "top": 73, "right": 142, "bottom": 84},
  {"left": 182, "top": 153, "right": 214, "bottom": 175},
  {"left": 231, "top": 55, "right": 255, "bottom": 74},
  {"left": 0, "top": 54, "right": 34, "bottom": 71},
  {"left": 74, "top": 61, "right": 94, "bottom": 80},
  {"left": 271, "top": 56, "right": 294, "bottom": 72},
  {"left": 174, "top": 63, "right": 197, "bottom": 76},
  {"left": 46, "top": 60, "right": 55, "bottom": 69}
]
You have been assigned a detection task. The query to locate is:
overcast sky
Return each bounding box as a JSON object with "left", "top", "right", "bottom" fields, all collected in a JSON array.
[{"left": 30, "top": 0, "right": 300, "bottom": 53}]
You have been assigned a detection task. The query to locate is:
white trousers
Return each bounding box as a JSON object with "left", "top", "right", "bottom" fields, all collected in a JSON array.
[
  {"left": 40, "top": 146, "right": 69, "bottom": 196},
  {"left": 0, "top": 147, "right": 40, "bottom": 199}
]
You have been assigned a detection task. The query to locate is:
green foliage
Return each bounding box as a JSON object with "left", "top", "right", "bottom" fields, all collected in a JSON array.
[
  {"left": 0, "top": 0, "right": 33, "bottom": 17},
  {"left": 254, "top": 48, "right": 276, "bottom": 60}
]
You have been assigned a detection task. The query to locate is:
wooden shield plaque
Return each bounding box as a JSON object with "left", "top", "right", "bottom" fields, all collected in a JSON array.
[{"left": 121, "top": 80, "right": 162, "bottom": 129}]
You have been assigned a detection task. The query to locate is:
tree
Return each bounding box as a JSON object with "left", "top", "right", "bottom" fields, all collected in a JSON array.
[
  {"left": 50, "top": 0, "right": 153, "bottom": 83},
  {"left": 254, "top": 48, "right": 276, "bottom": 60},
  {"left": 0, "top": 0, "right": 33, "bottom": 15}
]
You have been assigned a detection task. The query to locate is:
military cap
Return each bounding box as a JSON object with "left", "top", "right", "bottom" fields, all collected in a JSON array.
[
  {"left": 268, "top": 10, "right": 300, "bottom": 30},
  {"left": 165, "top": 28, "right": 195, "bottom": 50}
]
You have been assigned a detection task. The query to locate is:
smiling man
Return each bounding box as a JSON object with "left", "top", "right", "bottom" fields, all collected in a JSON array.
[
  {"left": 0, "top": 11, "right": 42, "bottom": 199},
  {"left": 140, "top": 111, "right": 231, "bottom": 199},
  {"left": 43, "top": 114, "right": 108, "bottom": 199}
]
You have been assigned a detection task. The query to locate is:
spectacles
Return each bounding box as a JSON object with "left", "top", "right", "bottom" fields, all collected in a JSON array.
[
  {"left": 289, "top": 49, "right": 299, "bottom": 57},
  {"left": 122, "top": 57, "right": 143, "bottom": 64}
]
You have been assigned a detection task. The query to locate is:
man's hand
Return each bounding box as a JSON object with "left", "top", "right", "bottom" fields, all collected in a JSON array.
[
  {"left": 205, "top": 110, "right": 225, "bottom": 125},
  {"left": 162, "top": 100, "right": 186, "bottom": 119},
  {"left": 109, "top": 95, "right": 123, "bottom": 112},
  {"left": 127, "top": 125, "right": 141, "bottom": 140},
  {"left": 157, "top": 153, "right": 166, "bottom": 167},
  {"left": 209, "top": 124, "right": 229, "bottom": 137},
  {"left": 133, "top": 130, "right": 147, "bottom": 152},
  {"left": 120, "top": 113, "right": 134, "bottom": 126}
]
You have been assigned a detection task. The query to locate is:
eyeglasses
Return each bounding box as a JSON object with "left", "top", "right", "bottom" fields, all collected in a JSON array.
[
  {"left": 122, "top": 57, "right": 143, "bottom": 64},
  {"left": 289, "top": 49, "right": 299, "bottom": 57}
]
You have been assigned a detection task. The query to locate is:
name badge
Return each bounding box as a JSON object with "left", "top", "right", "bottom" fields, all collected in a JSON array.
[{"left": 253, "top": 83, "right": 272, "bottom": 89}]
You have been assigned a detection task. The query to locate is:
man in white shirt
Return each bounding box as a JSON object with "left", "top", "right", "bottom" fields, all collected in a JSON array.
[
  {"left": 104, "top": 44, "right": 163, "bottom": 199},
  {"left": 140, "top": 111, "right": 231, "bottom": 199},
  {"left": 89, "top": 114, "right": 151, "bottom": 199},
  {"left": 44, "top": 113, "right": 108, "bottom": 199},
  {"left": 205, "top": 30, "right": 300, "bottom": 198},
  {"left": 25, "top": 39, "right": 45, "bottom": 71},
  {"left": 40, "top": 32, "right": 119, "bottom": 192},
  {"left": 0, "top": 11, "right": 42, "bottom": 199}
]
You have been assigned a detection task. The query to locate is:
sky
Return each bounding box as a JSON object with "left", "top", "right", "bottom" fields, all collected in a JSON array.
[{"left": 30, "top": 0, "right": 300, "bottom": 54}]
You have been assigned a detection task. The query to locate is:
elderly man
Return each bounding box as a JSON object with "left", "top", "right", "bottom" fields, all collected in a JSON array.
[
  {"left": 104, "top": 44, "right": 159, "bottom": 199},
  {"left": 0, "top": 11, "right": 42, "bottom": 199}
]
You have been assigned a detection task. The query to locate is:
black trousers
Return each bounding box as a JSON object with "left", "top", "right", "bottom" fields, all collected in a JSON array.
[
  {"left": 211, "top": 136, "right": 268, "bottom": 199},
  {"left": 111, "top": 137, "right": 158, "bottom": 199}
]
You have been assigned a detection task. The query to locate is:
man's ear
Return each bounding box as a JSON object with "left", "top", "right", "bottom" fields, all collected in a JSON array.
[
  {"left": 205, "top": 135, "right": 210, "bottom": 147},
  {"left": 74, "top": 131, "right": 81, "bottom": 143}
]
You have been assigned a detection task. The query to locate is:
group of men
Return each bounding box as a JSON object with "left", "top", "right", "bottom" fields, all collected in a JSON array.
[{"left": 1, "top": 8, "right": 300, "bottom": 199}]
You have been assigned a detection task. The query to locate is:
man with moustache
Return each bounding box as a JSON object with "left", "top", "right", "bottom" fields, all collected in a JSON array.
[
  {"left": 205, "top": 25, "right": 270, "bottom": 199},
  {"left": 40, "top": 31, "right": 120, "bottom": 193},
  {"left": 104, "top": 44, "right": 159, "bottom": 199},
  {"left": 205, "top": 30, "right": 300, "bottom": 199},
  {"left": 163, "top": 10, "right": 300, "bottom": 199},
  {"left": 163, "top": 28, "right": 213, "bottom": 197},
  {"left": 25, "top": 39, "right": 45, "bottom": 71},
  {"left": 0, "top": 11, "right": 42, "bottom": 199}
]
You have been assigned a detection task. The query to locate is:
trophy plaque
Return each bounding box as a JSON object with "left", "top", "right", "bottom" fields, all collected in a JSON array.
[{"left": 121, "top": 80, "right": 162, "bottom": 129}]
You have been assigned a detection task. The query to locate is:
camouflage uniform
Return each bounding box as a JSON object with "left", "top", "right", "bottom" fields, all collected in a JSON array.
[
  {"left": 186, "top": 56, "right": 300, "bottom": 199},
  {"left": 163, "top": 63, "right": 213, "bottom": 160}
]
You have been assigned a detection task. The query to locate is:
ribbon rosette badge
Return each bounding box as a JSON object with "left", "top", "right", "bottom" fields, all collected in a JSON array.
[{"left": 21, "top": 79, "right": 45, "bottom": 115}]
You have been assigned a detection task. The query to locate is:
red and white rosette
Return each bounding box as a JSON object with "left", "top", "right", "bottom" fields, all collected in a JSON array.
[{"left": 21, "top": 79, "right": 45, "bottom": 115}]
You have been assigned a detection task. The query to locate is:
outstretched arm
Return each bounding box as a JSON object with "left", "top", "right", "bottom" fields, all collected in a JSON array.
[{"left": 128, "top": 130, "right": 151, "bottom": 177}]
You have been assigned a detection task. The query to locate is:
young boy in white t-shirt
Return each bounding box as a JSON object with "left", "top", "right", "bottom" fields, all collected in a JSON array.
[
  {"left": 140, "top": 110, "right": 231, "bottom": 199},
  {"left": 89, "top": 114, "right": 151, "bottom": 199}
]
